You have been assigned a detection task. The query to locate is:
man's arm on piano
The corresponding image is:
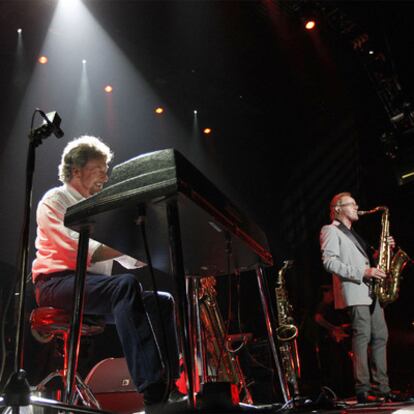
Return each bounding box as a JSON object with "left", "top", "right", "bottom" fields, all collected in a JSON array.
[{"left": 91, "top": 244, "right": 147, "bottom": 269}]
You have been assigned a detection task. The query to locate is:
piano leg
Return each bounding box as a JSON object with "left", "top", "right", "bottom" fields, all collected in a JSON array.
[
  {"left": 166, "top": 201, "right": 196, "bottom": 409},
  {"left": 66, "top": 227, "right": 90, "bottom": 403}
]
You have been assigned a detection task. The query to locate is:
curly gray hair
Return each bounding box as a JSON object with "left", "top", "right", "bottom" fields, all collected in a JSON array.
[{"left": 58, "top": 135, "right": 113, "bottom": 183}]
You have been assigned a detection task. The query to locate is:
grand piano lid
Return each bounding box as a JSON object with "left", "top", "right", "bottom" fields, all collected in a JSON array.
[{"left": 65, "top": 149, "right": 273, "bottom": 273}]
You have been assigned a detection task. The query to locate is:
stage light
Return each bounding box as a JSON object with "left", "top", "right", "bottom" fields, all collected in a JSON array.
[
  {"left": 305, "top": 20, "right": 316, "bottom": 30},
  {"left": 155, "top": 107, "right": 164, "bottom": 114},
  {"left": 38, "top": 56, "right": 48, "bottom": 64},
  {"left": 104, "top": 85, "right": 113, "bottom": 93},
  {"left": 369, "top": 50, "right": 374, "bottom": 55},
  {"left": 193, "top": 110, "right": 198, "bottom": 115},
  {"left": 17, "top": 28, "right": 22, "bottom": 34},
  {"left": 203, "top": 128, "right": 212, "bottom": 135},
  {"left": 402, "top": 171, "right": 414, "bottom": 181},
  {"left": 58, "top": 0, "right": 82, "bottom": 10},
  {"left": 82, "top": 59, "right": 87, "bottom": 64}
]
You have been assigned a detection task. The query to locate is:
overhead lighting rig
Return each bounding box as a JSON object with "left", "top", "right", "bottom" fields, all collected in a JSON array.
[{"left": 273, "top": 0, "right": 414, "bottom": 185}]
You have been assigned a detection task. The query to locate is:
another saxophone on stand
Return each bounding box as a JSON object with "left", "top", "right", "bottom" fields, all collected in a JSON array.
[
  {"left": 275, "top": 260, "right": 301, "bottom": 399},
  {"left": 198, "top": 276, "right": 253, "bottom": 404},
  {"left": 358, "top": 206, "right": 412, "bottom": 305}
]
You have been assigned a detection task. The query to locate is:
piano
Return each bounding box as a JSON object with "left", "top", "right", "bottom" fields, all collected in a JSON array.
[
  {"left": 64, "top": 149, "right": 275, "bottom": 407},
  {"left": 65, "top": 148, "right": 273, "bottom": 275}
]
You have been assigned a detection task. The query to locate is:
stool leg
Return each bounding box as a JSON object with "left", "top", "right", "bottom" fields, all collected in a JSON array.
[
  {"left": 34, "top": 335, "right": 66, "bottom": 401},
  {"left": 35, "top": 370, "right": 63, "bottom": 390},
  {"left": 74, "top": 375, "right": 101, "bottom": 409}
]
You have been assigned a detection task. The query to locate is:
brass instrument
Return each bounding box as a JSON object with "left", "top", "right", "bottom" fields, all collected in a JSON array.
[
  {"left": 275, "top": 260, "right": 300, "bottom": 398},
  {"left": 358, "top": 206, "right": 412, "bottom": 305},
  {"left": 198, "top": 276, "right": 253, "bottom": 404}
]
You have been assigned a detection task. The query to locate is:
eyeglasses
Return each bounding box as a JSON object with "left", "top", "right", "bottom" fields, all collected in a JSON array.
[{"left": 338, "top": 202, "right": 358, "bottom": 208}]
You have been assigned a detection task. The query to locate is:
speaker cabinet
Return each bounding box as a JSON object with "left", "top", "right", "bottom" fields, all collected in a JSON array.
[{"left": 85, "top": 357, "right": 144, "bottom": 414}]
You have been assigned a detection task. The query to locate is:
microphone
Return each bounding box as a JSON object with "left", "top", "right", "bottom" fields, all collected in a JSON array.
[{"left": 37, "top": 109, "right": 64, "bottom": 138}]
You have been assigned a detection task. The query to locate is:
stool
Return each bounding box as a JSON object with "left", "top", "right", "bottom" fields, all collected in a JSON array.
[{"left": 30, "top": 306, "right": 105, "bottom": 408}]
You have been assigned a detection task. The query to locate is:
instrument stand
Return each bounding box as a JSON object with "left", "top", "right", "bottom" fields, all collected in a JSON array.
[
  {"left": 165, "top": 201, "right": 196, "bottom": 409},
  {"left": 181, "top": 269, "right": 290, "bottom": 412},
  {"left": 0, "top": 118, "right": 112, "bottom": 414}
]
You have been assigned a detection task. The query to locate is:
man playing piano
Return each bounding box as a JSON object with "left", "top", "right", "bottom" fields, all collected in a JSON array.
[{"left": 32, "top": 136, "right": 182, "bottom": 412}]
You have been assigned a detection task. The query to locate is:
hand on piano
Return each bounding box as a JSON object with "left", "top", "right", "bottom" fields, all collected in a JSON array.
[{"left": 115, "top": 255, "right": 146, "bottom": 269}]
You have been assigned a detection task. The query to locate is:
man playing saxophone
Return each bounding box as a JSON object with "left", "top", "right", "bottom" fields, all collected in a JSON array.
[{"left": 319, "top": 192, "right": 399, "bottom": 403}]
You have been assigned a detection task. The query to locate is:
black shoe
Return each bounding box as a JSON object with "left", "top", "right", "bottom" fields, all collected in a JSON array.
[
  {"left": 145, "top": 397, "right": 188, "bottom": 414},
  {"left": 144, "top": 384, "right": 188, "bottom": 414},
  {"left": 380, "top": 392, "right": 406, "bottom": 402},
  {"left": 143, "top": 381, "right": 168, "bottom": 405},
  {"left": 144, "top": 403, "right": 160, "bottom": 414},
  {"left": 356, "top": 391, "right": 384, "bottom": 404},
  {"left": 167, "top": 387, "right": 188, "bottom": 404}
]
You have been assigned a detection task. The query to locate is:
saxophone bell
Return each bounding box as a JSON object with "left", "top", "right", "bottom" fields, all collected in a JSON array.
[{"left": 276, "top": 324, "right": 298, "bottom": 342}]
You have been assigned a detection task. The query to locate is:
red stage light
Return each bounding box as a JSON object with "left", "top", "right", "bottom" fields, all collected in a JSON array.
[
  {"left": 203, "top": 128, "right": 212, "bottom": 135},
  {"left": 38, "top": 56, "right": 48, "bottom": 64},
  {"left": 305, "top": 20, "right": 316, "bottom": 30},
  {"left": 155, "top": 107, "right": 164, "bottom": 114},
  {"left": 104, "top": 85, "right": 113, "bottom": 93}
]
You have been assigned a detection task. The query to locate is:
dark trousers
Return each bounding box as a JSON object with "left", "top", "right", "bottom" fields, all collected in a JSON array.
[
  {"left": 35, "top": 272, "right": 179, "bottom": 393},
  {"left": 348, "top": 300, "right": 390, "bottom": 394}
]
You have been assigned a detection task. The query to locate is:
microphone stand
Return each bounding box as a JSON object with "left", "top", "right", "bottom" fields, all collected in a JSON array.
[
  {"left": 0, "top": 112, "right": 111, "bottom": 414},
  {"left": 1, "top": 123, "right": 46, "bottom": 413}
]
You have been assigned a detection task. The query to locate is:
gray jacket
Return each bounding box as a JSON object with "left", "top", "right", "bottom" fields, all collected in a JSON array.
[{"left": 320, "top": 220, "right": 372, "bottom": 309}]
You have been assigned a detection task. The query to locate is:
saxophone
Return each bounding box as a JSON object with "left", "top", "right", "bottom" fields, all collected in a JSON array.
[
  {"left": 275, "top": 260, "right": 300, "bottom": 398},
  {"left": 198, "top": 276, "right": 253, "bottom": 404},
  {"left": 358, "top": 206, "right": 412, "bottom": 305}
]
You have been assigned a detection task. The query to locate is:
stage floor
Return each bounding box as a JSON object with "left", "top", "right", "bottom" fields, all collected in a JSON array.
[
  {"left": 271, "top": 399, "right": 414, "bottom": 414},
  {"left": 288, "top": 401, "right": 414, "bottom": 414},
  {"left": 132, "top": 399, "right": 414, "bottom": 414}
]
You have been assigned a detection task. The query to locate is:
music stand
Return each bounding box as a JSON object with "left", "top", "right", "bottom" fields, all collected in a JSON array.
[{"left": 0, "top": 111, "right": 111, "bottom": 414}]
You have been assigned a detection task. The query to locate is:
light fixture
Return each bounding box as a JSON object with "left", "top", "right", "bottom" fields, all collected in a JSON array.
[
  {"left": 155, "top": 107, "right": 164, "bottom": 114},
  {"left": 38, "top": 56, "right": 48, "bottom": 64},
  {"left": 104, "top": 85, "right": 113, "bottom": 93},
  {"left": 305, "top": 20, "right": 316, "bottom": 30},
  {"left": 203, "top": 128, "right": 212, "bottom": 135}
]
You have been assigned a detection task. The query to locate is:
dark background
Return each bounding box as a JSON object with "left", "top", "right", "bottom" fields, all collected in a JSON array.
[{"left": 1, "top": 0, "right": 414, "bottom": 398}]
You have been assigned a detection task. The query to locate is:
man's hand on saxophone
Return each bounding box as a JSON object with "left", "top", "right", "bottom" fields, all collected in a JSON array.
[
  {"left": 388, "top": 236, "right": 396, "bottom": 249},
  {"left": 363, "top": 267, "right": 386, "bottom": 280},
  {"left": 372, "top": 236, "right": 395, "bottom": 261}
]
